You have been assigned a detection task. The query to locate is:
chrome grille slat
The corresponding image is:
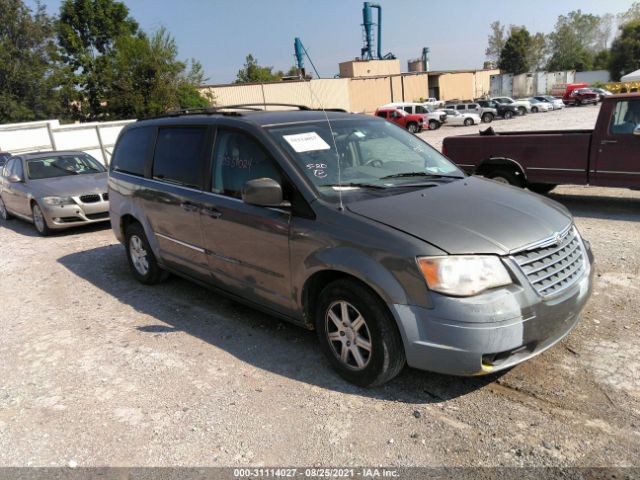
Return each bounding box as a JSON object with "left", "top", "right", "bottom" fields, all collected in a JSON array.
[{"left": 512, "top": 226, "right": 586, "bottom": 298}]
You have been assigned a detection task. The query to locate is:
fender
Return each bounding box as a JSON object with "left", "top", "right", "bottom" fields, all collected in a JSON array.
[{"left": 476, "top": 157, "right": 528, "bottom": 181}]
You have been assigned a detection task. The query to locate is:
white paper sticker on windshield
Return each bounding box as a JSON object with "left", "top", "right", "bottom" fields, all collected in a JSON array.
[{"left": 283, "top": 132, "right": 331, "bottom": 153}]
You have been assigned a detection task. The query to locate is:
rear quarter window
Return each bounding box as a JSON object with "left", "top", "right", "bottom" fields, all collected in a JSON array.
[{"left": 111, "top": 127, "right": 154, "bottom": 176}]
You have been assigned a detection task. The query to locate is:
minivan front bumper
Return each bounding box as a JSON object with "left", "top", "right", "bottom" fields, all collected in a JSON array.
[{"left": 390, "top": 247, "right": 594, "bottom": 376}]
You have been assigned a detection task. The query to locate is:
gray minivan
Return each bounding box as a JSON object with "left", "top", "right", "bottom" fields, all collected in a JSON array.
[{"left": 108, "top": 106, "right": 594, "bottom": 386}]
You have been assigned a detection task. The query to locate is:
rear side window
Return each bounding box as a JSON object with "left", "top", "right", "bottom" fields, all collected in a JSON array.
[
  {"left": 456, "top": 105, "right": 465, "bottom": 111},
  {"left": 111, "top": 127, "right": 153, "bottom": 176},
  {"left": 403, "top": 107, "right": 412, "bottom": 114},
  {"left": 152, "top": 127, "right": 207, "bottom": 189},
  {"left": 376, "top": 111, "right": 387, "bottom": 119}
]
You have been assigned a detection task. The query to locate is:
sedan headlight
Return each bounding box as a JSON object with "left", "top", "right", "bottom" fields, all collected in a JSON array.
[
  {"left": 42, "top": 196, "right": 75, "bottom": 206},
  {"left": 417, "top": 255, "right": 512, "bottom": 296}
]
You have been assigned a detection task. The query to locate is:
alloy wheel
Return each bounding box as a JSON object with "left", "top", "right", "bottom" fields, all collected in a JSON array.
[
  {"left": 325, "top": 300, "right": 372, "bottom": 370},
  {"left": 129, "top": 235, "right": 150, "bottom": 276}
]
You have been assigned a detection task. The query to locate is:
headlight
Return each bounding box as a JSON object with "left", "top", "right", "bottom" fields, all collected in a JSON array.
[
  {"left": 42, "top": 196, "right": 75, "bottom": 206},
  {"left": 417, "top": 255, "right": 512, "bottom": 296}
]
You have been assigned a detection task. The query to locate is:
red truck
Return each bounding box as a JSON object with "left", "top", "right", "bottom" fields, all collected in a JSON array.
[
  {"left": 442, "top": 93, "right": 640, "bottom": 193},
  {"left": 552, "top": 83, "right": 599, "bottom": 106},
  {"left": 374, "top": 107, "right": 427, "bottom": 133}
]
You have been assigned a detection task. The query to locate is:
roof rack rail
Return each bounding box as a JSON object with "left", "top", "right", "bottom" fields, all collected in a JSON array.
[{"left": 217, "top": 103, "right": 311, "bottom": 111}]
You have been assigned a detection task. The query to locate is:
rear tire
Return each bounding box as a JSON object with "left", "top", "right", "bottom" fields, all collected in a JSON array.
[
  {"left": 486, "top": 169, "right": 524, "bottom": 187},
  {"left": 463, "top": 118, "right": 474, "bottom": 126},
  {"left": 503, "top": 110, "right": 514, "bottom": 120},
  {"left": 481, "top": 113, "right": 494, "bottom": 123},
  {"left": 0, "top": 196, "right": 13, "bottom": 220},
  {"left": 32, "top": 202, "right": 52, "bottom": 236},
  {"left": 407, "top": 122, "right": 418, "bottom": 133},
  {"left": 518, "top": 107, "right": 526, "bottom": 115},
  {"left": 125, "top": 222, "right": 168, "bottom": 285},
  {"left": 532, "top": 106, "right": 539, "bottom": 113},
  {"left": 315, "top": 279, "right": 405, "bottom": 387},
  {"left": 528, "top": 183, "right": 557, "bottom": 194}
]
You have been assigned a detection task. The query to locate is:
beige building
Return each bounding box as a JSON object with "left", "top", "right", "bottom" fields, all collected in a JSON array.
[
  {"left": 338, "top": 59, "right": 401, "bottom": 78},
  {"left": 198, "top": 68, "right": 499, "bottom": 115}
]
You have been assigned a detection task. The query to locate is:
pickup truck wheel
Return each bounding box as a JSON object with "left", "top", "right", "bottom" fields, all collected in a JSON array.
[
  {"left": 428, "top": 120, "right": 439, "bottom": 130},
  {"left": 407, "top": 122, "right": 418, "bottom": 133},
  {"left": 503, "top": 110, "right": 514, "bottom": 120},
  {"left": 576, "top": 99, "right": 582, "bottom": 106},
  {"left": 315, "top": 279, "right": 405, "bottom": 387},
  {"left": 481, "top": 113, "right": 494, "bottom": 123},
  {"left": 528, "top": 183, "right": 556, "bottom": 194},
  {"left": 486, "top": 170, "right": 523, "bottom": 187},
  {"left": 463, "top": 118, "right": 474, "bottom": 126},
  {"left": 125, "top": 223, "right": 168, "bottom": 285},
  {"left": 0, "top": 196, "right": 14, "bottom": 220}
]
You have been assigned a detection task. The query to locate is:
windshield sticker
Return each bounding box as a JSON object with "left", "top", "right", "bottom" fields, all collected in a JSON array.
[
  {"left": 306, "top": 163, "right": 328, "bottom": 178},
  {"left": 283, "top": 132, "right": 331, "bottom": 153}
]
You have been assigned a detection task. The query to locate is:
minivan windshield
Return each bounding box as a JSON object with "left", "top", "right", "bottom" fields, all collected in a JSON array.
[{"left": 268, "top": 118, "right": 463, "bottom": 200}]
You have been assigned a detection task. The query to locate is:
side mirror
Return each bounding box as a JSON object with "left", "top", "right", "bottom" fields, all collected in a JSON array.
[
  {"left": 8, "top": 174, "right": 23, "bottom": 183},
  {"left": 634, "top": 126, "right": 640, "bottom": 136},
  {"left": 242, "top": 178, "right": 288, "bottom": 207}
]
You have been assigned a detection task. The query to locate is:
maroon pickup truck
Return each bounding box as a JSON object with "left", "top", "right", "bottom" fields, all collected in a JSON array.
[{"left": 442, "top": 93, "right": 640, "bottom": 193}]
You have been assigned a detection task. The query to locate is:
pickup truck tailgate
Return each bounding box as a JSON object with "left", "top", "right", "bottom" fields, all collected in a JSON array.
[{"left": 443, "top": 130, "right": 592, "bottom": 185}]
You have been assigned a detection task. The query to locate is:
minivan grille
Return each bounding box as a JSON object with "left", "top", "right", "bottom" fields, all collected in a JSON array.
[
  {"left": 512, "top": 227, "right": 586, "bottom": 297},
  {"left": 80, "top": 194, "right": 101, "bottom": 203}
]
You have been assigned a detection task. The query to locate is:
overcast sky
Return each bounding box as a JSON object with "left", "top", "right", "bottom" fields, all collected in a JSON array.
[{"left": 29, "top": 0, "right": 637, "bottom": 84}]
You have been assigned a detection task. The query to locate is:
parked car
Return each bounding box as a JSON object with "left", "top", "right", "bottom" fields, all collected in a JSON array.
[
  {"left": 590, "top": 87, "right": 613, "bottom": 102},
  {"left": 476, "top": 99, "right": 518, "bottom": 119},
  {"left": 533, "top": 96, "right": 565, "bottom": 110},
  {"left": 0, "top": 151, "right": 109, "bottom": 235},
  {"left": 374, "top": 107, "right": 427, "bottom": 132},
  {"left": 563, "top": 88, "right": 599, "bottom": 106},
  {"left": 441, "top": 109, "right": 481, "bottom": 126},
  {"left": 423, "top": 97, "right": 445, "bottom": 109},
  {"left": 0, "top": 152, "right": 12, "bottom": 168},
  {"left": 491, "top": 96, "right": 532, "bottom": 115},
  {"left": 109, "top": 105, "right": 593, "bottom": 386},
  {"left": 381, "top": 102, "right": 446, "bottom": 130},
  {"left": 442, "top": 93, "right": 640, "bottom": 193},
  {"left": 444, "top": 102, "right": 497, "bottom": 123},
  {"left": 527, "top": 98, "right": 552, "bottom": 113}
]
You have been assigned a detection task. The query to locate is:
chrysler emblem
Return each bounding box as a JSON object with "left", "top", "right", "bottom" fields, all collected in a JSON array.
[{"left": 554, "top": 233, "right": 563, "bottom": 245}]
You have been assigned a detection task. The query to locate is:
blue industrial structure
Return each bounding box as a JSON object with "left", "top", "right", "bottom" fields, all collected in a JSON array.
[
  {"left": 293, "top": 37, "right": 321, "bottom": 79},
  {"left": 360, "top": 2, "right": 395, "bottom": 60}
]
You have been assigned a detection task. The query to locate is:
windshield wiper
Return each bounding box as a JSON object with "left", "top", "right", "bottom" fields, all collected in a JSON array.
[
  {"left": 380, "top": 172, "right": 464, "bottom": 180},
  {"left": 320, "top": 182, "right": 388, "bottom": 190}
]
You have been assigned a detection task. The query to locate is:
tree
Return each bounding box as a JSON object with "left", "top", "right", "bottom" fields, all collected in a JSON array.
[
  {"left": 498, "top": 27, "right": 531, "bottom": 74},
  {"left": 0, "top": 0, "right": 63, "bottom": 122},
  {"left": 526, "top": 32, "right": 548, "bottom": 71},
  {"left": 104, "top": 28, "right": 211, "bottom": 119},
  {"left": 57, "top": 0, "right": 139, "bottom": 120},
  {"left": 620, "top": 2, "right": 640, "bottom": 24},
  {"left": 235, "top": 54, "right": 285, "bottom": 83},
  {"left": 547, "top": 24, "right": 594, "bottom": 71},
  {"left": 609, "top": 20, "right": 640, "bottom": 80},
  {"left": 485, "top": 21, "right": 506, "bottom": 63}
]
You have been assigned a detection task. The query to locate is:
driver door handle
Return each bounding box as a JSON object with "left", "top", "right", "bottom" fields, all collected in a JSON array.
[
  {"left": 202, "top": 206, "right": 222, "bottom": 219},
  {"left": 601, "top": 140, "right": 618, "bottom": 145},
  {"left": 180, "top": 201, "right": 200, "bottom": 212}
]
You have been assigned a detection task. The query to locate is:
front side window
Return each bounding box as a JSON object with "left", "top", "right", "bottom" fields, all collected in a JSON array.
[
  {"left": 152, "top": 127, "right": 207, "bottom": 189},
  {"left": 27, "top": 154, "right": 105, "bottom": 180},
  {"left": 610, "top": 101, "right": 640, "bottom": 135},
  {"left": 212, "top": 130, "right": 282, "bottom": 199},
  {"left": 3, "top": 159, "right": 15, "bottom": 177},
  {"left": 268, "top": 118, "right": 463, "bottom": 202},
  {"left": 111, "top": 127, "right": 153, "bottom": 176},
  {"left": 403, "top": 107, "right": 412, "bottom": 114},
  {"left": 376, "top": 111, "right": 387, "bottom": 119}
]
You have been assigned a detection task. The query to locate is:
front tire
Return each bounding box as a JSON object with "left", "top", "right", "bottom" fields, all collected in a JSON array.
[
  {"left": 0, "top": 195, "right": 13, "bottom": 220},
  {"left": 532, "top": 106, "right": 539, "bottom": 113},
  {"left": 463, "top": 118, "right": 474, "bottom": 126},
  {"left": 125, "top": 222, "right": 168, "bottom": 285},
  {"left": 407, "top": 122, "right": 418, "bottom": 133},
  {"left": 428, "top": 120, "right": 439, "bottom": 130},
  {"left": 32, "top": 202, "right": 52, "bottom": 236},
  {"left": 503, "top": 110, "right": 514, "bottom": 120},
  {"left": 518, "top": 107, "right": 527, "bottom": 115},
  {"left": 481, "top": 113, "right": 494, "bottom": 123},
  {"left": 315, "top": 279, "right": 405, "bottom": 387}
]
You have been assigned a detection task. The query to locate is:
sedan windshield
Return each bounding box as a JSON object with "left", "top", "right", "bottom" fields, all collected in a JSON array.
[
  {"left": 27, "top": 154, "right": 106, "bottom": 180},
  {"left": 267, "top": 118, "right": 463, "bottom": 200}
]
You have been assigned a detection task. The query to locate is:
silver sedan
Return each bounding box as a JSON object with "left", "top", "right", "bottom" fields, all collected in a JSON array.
[{"left": 0, "top": 151, "right": 109, "bottom": 235}]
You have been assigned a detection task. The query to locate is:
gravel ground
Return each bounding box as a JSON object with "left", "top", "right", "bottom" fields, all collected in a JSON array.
[{"left": 1, "top": 105, "right": 639, "bottom": 469}]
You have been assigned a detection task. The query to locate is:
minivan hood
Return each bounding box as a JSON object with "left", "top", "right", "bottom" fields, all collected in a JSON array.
[
  {"left": 346, "top": 176, "right": 572, "bottom": 255},
  {"left": 30, "top": 172, "right": 108, "bottom": 197}
]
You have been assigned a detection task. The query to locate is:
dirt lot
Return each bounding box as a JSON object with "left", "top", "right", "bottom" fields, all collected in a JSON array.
[{"left": 1, "top": 105, "right": 639, "bottom": 468}]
